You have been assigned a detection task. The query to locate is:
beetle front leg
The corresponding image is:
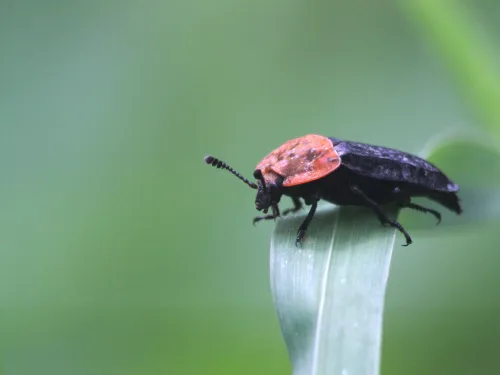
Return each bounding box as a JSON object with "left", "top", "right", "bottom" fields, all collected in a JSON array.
[
  {"left": 350, "top": 185, "right": 413, "bottom": 246},
  {"left": 295, "top": 197, "right": 319, "bottom": 247},
  {"left": 253, "top": 203, "right": 280, "bottom": 225}
]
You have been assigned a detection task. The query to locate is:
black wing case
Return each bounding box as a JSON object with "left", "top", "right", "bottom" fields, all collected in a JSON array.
[{"left": 329, "top": 138, "right": 459, "bottom": 193}]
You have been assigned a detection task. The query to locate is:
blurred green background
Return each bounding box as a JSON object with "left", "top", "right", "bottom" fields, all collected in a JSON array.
[{"left": 1, "top": 0, "right": 500, "bottom": 374}]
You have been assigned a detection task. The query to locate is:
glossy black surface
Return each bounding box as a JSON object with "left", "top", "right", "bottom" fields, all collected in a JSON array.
[{"left": 329, "top": 138, "right": 459, "bottom": 193}]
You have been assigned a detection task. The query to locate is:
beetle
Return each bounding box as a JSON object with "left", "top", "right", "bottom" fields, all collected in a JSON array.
[{"left": 204, "top": 134, "right": 461, "bottom": 246}]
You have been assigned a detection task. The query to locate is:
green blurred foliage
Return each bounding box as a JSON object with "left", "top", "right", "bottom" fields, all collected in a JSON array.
[{"left": 0, "top": 0, "right": 499, "bottom": 374}]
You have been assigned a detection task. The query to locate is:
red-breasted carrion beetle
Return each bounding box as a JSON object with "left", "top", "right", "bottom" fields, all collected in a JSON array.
[{"left": 204, "top": 134, "right": 461, "bottom": 246}]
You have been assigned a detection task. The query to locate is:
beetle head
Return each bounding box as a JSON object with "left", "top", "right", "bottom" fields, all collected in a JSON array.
[
  {"left": 253, "top": 169, "right": 282, "bottom": 213},
  {"left": 204, "top": 156, "right": 283, "bottom": 213}
]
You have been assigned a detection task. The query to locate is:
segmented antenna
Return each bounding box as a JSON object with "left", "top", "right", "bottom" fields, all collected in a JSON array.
[{"left": 204, "top": 156, "right": 257, "bottom": 189}]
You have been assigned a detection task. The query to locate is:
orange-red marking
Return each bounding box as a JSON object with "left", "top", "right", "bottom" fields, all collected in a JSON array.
[{"left": 255, "top": 134, "right": 341, "bottom": 187}]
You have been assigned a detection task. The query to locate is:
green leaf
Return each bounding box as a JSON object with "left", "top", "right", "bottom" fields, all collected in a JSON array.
[{"left": 270, "top": 204, "right": 398, "bottom": 375}]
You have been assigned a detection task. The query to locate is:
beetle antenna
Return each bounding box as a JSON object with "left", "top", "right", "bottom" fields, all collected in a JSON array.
[{"left": 204, "top": 156, "right": 257, "bottom": 189}]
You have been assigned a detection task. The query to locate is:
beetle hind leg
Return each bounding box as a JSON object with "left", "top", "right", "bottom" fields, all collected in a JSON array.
[
  {"left": 350, "top": 185, "right": 413, "bottom": 246},
  {"left": 402, "top": 202, "right": 441, "bottom": 224}
]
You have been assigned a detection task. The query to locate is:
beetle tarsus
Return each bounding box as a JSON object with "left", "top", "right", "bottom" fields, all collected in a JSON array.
[
  {"left": 253, "top": 215, "right": 276, "bottom": 225},
  {"left": 389, "top": 220, "right": 413, "bottom": 246},
  {"left": 295, "top": 230, "right": 307, "bottom": 247},
  {"left": 403, "top": 202, "right": 442, "bottom": 224}
]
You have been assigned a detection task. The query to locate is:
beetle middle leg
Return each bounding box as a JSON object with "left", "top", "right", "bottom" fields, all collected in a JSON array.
[
  {"left": 282, "top": 197, "right": 303, "bottom": 217},
  {"left": 350, "top": 185, "right": 413, "bottom": 246}
]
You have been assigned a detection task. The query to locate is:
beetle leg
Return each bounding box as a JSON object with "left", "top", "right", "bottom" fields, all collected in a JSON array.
[
  {"left": 282, "top": 197, "right": 303, "bottom": 217},
  {"left": 402, "top": 202, "right": 442, "bottom": 224},
  {"left": 296, "top": 197, "right": 319, "bottom": 247},
  {"left": 350, "top": 185, "right": 413, "bottom": 246},
  {"left": 253, "top": 203, "right": 280, "bottom": 225}
]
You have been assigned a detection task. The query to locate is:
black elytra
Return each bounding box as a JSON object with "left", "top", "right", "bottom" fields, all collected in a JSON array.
[{"left": 204, "top": 135, "right": 461, "bottom": 246}]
